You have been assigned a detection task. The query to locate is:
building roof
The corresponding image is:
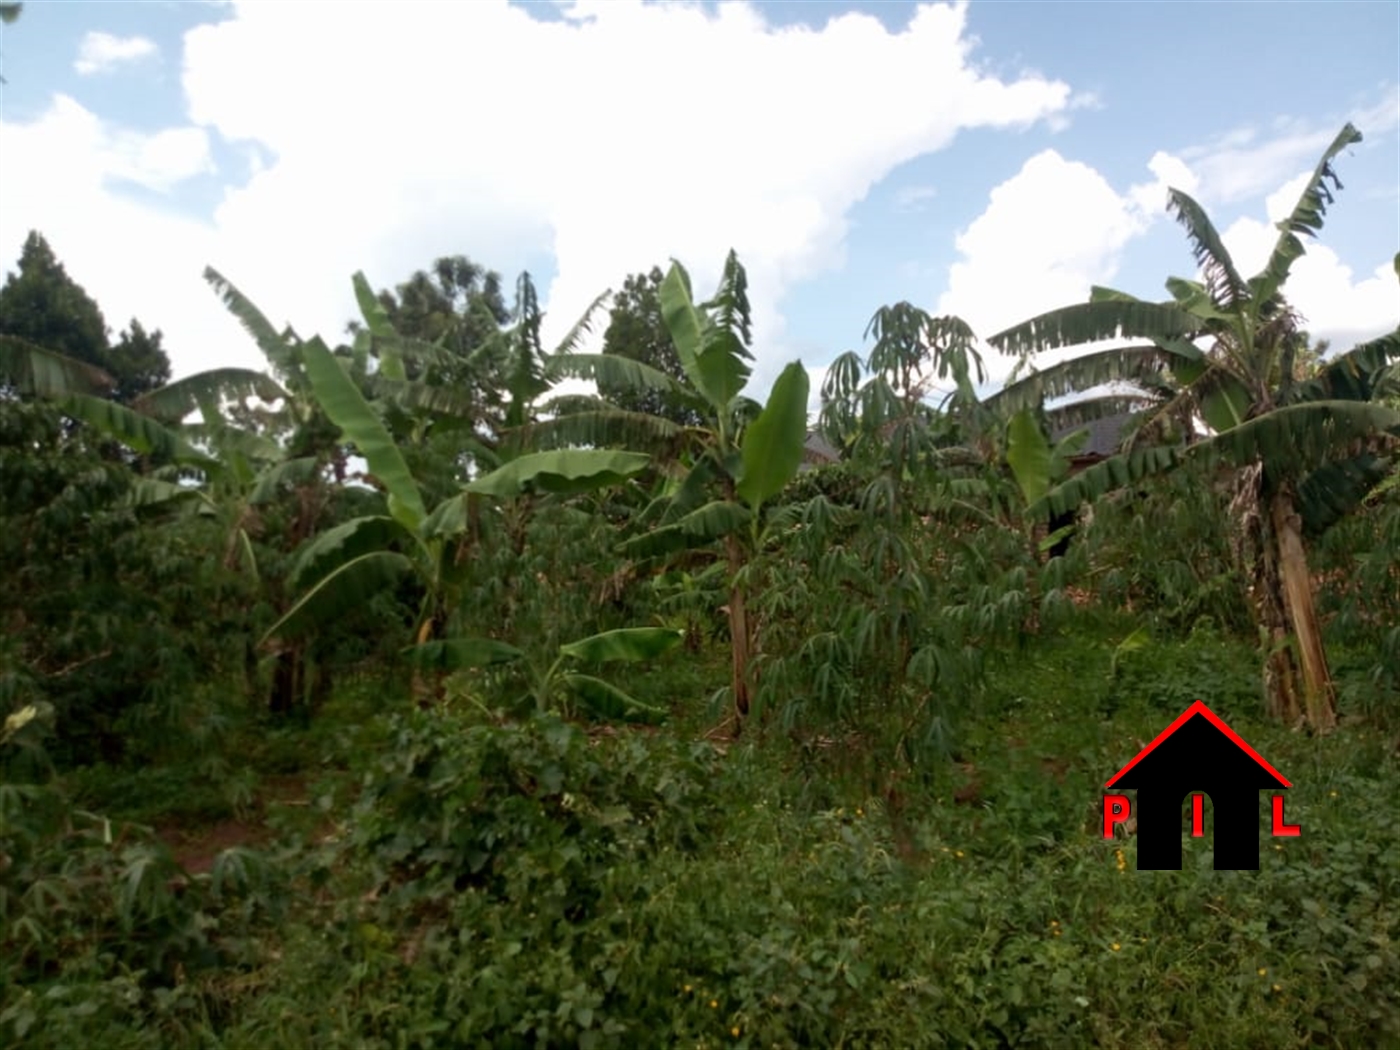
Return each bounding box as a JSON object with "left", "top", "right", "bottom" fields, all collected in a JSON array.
[
  {"left": 799, "top": 430, "right": 840, "bottom": 471},
  {"left": 1052, "top": 411, "right": 1140, "bottom": 459}
]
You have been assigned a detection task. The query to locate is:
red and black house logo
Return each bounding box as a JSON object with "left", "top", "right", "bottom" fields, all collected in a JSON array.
[{"left": 1103, "top": 701, "right": 1301, "bottom": 870}]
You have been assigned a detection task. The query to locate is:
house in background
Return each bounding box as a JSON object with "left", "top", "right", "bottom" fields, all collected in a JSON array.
[
  {"left": 800, "top": 430, "right": 839, "bottom": 472},
  {"left": 1042, "top": 411, "right": 1140, "bottom": 557},
  {"left": 1051, "top": 411, "right": 1140, "bottom": 474}
]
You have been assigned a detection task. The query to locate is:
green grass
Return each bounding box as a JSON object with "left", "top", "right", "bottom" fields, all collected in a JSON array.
[{"left": 5, "top": 625, "right": 1399, "bottom": 1048}]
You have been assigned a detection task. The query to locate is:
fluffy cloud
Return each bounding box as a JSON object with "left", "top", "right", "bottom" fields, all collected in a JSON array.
[
  {"left": 936, "top": 149, "right": 1189, "bottom": 386},
  {"left": 1221, "top": 182, "right": 1399, "bottom": 350},
  {"left": 163, "top": 0, "right": 1067, "bottom": 385},
  {"left": 0, "top": 99, "right": 240, "bottom": 376},
  {"left": 1175, "top": 95, "right": 1398, "bottom": 207},
  {"left": 7, "top": 1, "right": 1077, "bottom": 384},
  {"left": 74, "top": 31, "right": 158, "bottom": 76}
]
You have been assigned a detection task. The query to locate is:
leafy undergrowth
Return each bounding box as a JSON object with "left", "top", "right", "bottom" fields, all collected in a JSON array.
[{"left": 3, "top": 628, "right": 1399, "bottom": 1048}]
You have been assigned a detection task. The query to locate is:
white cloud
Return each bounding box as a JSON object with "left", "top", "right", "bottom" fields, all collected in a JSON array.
[
  {"left": 75, "top": 31, "right": 159, "bottom": 76},
  {"left": 1175, "top": 95, "right": 1397, "bottom": 207},
  {"left": 935, "top": 143, "right": 1397, "bottom": 398},
  {"left": 2, "top": 95, "right": 214, "bottom": 194},
  {"left": 894, "top": 185, "right": 940, "bottom": 213},
  {"left": 936, "top": 148, "right": 1184, "bottom": 385},
  {"left": 0, "top": 100, "right": 250, "bottom": 376},
  {"left": 155, "top": 0, "right": 1069, "bottom": 386},
  {"left": 1221, "top": 202, "right": 1398, "bottom": 349}
]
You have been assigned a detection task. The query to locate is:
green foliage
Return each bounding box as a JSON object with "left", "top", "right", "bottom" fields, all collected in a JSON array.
[
  {"left": 0, "top": 232, "right": 110, "bottom": 370},
  {"left": 467, "top": 448, "right": 651, "bottom": 498},
  {"left": 598, "top": 266, "right": 706, "bottom": 427},
  {"left": 736, "top": 361, "right": 810, "bottom": 510},
  {"left": 5, "top": 189, "right": 1400, "bottom": 1048},
  {"left": 301, "top": 336, "right": 427, "bottom": 532},
  {"left": 0, "top": 712, "right": 285, "bottom": 1048},
  {"left": 180, "top": 647, "right": 1400, "bottom": 1048},
  {"left": 0, "top": 232, "right": 171, "bottom": 403},
  {"left": 1077, "top": 466, "right": 1251, "bottom": 634}
]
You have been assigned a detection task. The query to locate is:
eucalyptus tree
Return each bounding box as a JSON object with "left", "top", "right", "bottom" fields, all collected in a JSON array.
[
  {"left": 598, "top": 267, "right": 707, "bottom": 428},
  {"left": 987, "top": 123, "right": 1400, "bottom": 730}
]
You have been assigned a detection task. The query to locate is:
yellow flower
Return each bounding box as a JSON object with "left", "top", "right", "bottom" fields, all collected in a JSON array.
[
  {"left": 731, "top": 1027, "right": 741, "bottom": 1037},
  {"left": 1258, "top": 968, "right": 1267, "bottom": 976},
  {"left": 1050, "top": 920, "right": 1059, "bottom": 927},
  {"left": 1111, "top": 942, "right": 1121, "bottom": 951},
  {"left": 856, "top": 807, "right": 864, "bottom": 817},
  {"left": 1273, "top": 983, "right": 1282, "bottom": 992},
  {"left": 1330, "top": 790, "right": 1339, "bottom": 798},
  {"left": 955, "top": 850, "right": 965, "bottom": 858},
  {"left": 710, "top": 1000, "right": 718, "bottom": 1009},
  {"left": 1052, "top": 929, "right": 1062, "bottom": 937},
  {"left": 684, "top": 985, "right": 692, "bottom": 993}
]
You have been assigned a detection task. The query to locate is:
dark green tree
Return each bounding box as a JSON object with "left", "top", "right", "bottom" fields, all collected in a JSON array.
[
  {"left": 377, "top": 256, "right": 510, "bottom": 353},
  {"left": 106, "top": 319, "right": 171, "bottom": 404},
  {"left": 0, "top": 232, "right": 171, "bottom": 403},
  {"left": 599, "top": 267, "right": 706, "bottom": 428},
  {"left": 0, "top": 232, "right": 108, "bottom": 370},
  {"left": 356, "top": 255, "right": 510, "bottom": 388}
]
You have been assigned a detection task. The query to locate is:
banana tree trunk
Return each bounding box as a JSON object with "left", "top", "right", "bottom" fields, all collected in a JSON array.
[
  {"left": 1231, "top": 464, "right": 1335, "bottom": 730},
  {"left": 269, "top": 645, "right": 303, "bottom": 716},
  {"left": 1270, "top": 488, "right": 1336, "bottom": 731},
  {"left": 725, "top": 532, "right": 752, "bottom": 732},
  {"left": 411, "top": 610, "right": 440, "bottom": 707}
]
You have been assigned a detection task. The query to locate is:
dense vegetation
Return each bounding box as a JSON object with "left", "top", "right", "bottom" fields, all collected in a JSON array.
[{"left": 2, "top": 127, "right": 1398, "bottom": 1047}]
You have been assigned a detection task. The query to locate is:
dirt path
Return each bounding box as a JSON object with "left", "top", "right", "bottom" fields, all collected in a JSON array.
[{"left": 159, "top": 773, "right": 311, "bottom": 874}]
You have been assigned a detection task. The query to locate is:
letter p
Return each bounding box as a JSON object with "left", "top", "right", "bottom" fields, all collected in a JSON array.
[{"left": 1103, "top": 794, "right": 1131, "bottom": 839}]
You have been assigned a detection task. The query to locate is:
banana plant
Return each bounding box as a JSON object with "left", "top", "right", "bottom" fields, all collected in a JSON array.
[
  {"left": 986, "top": 123, "right": 1400, "bottom": 731},
  {"left": 1005, "top": 406, "right": 1090, "bottom": 551},
  {"left": 262, "top": 274, "right": 652, "bottom": 669},
  {"left": 407, "top": 625, "right": 682, "bottom": 721},
  {"left": 615, "top": 252, "right": 811, "bottom": 730}
]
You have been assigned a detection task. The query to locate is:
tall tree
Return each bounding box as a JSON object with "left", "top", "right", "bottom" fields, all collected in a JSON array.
[
  {"left": 0, "top": 232, "right": 172, "bottom": 404},
  {"left": 357, "top": 255, "right": 510, "bottom": 385},
  {"left": 107, "top": 319, "right": 172, "bottom": 404},
  {"left": 0, "top": 232, "right": 108, "bottom": 370},
  {"left": 599, "top": 267, "right": 706, "bottom": 428}
]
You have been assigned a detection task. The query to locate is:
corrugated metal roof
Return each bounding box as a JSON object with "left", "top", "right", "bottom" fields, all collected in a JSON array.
[{"left": 1052, "top": 411, "right": 1138, "bottom": 458}]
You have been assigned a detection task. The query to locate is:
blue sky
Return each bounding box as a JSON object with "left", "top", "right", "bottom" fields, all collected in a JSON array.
[{"left": 1, "top": 0, "right": 1396, "bottom": 402}]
